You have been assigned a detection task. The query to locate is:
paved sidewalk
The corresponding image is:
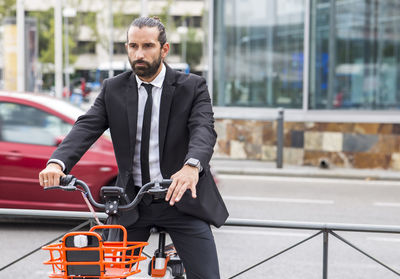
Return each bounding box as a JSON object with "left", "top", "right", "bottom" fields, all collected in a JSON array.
[{"left": 211, "top": 158, "right": 400, "bottom": 181}]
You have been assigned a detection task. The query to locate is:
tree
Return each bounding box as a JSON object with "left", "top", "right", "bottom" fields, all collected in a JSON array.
[
  {"left": 176, "top": 15, "right": 203, "bottom": 70},
  {"left": 184, "top": 27, "right": 202, "bottom": 69},
  {"left": 0, "top": 0, "right": 16, "bottom": 21},
  {"left": 26, "top": 9, "right": 76, "bottom": 64},
  {"left": 27, "top": 9, "right": 54, "bottom": 64}
]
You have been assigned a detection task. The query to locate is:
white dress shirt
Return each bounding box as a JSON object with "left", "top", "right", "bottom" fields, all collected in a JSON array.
[{"left": 133, "top": 63, "right": 166, "bottom": 186}]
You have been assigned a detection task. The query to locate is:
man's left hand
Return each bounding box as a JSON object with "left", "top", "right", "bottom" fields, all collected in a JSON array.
[{"left": 166, "top": 165, "right": 199, "bottom": 205}]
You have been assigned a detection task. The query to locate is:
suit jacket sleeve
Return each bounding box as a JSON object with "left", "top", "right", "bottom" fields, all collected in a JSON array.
[
  {"left": 184, "top": 76, "right": 217, "bottom": 169},
  {"left": 50, "top": 80, "right": 110, "bottom": 174}
]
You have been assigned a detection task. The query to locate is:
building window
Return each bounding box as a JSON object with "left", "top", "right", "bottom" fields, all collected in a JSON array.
[
  {"left": 173, "top": 16, "right": 202, "bottom": 28},
  {"left": 74, "top": 12, "right": 96, "bottom": 27},
  {"left": 213, "top": 0, "right": 305, "bottom": 108},
  {"left": 170, "top": 43, "right": 181, "bottom": 56},
  {"left": 114, "top": 42, "right": 126, "bottom": 54},
  {"left": 310, "top": 0, "right": 400, "bottom": 110},
  {"left": 73, "top": 41, "right": 96, "bottom": 54},
  {"left": 192, "top": 16, "right": 202, "bottom": 28}
]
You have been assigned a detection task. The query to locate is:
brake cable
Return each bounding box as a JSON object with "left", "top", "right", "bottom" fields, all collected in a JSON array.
[{"left": 80, "top": 190, "right": 103, "bottom": 225}]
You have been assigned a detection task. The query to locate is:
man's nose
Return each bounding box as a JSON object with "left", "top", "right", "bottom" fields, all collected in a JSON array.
[{"left": 135, "top": 48, "right": 145, "bottom": 60}]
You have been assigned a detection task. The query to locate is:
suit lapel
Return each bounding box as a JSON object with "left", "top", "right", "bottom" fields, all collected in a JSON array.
[
  {"left": 159, "top": 65, "right": 176, "bottom": 162},
  {"left": 126, "top": 72, "right": 138, "bottom": 164}
]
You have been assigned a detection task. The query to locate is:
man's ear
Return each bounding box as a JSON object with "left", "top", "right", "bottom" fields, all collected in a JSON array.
[{"left": 161, "top": 42, "right": 170, "bottom": 59}]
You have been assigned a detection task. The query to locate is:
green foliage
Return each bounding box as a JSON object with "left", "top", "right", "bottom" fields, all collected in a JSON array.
[
  {"left": 27, "top": 9, "right": 77, "bottom": 65},
  {"left": 114, "top": 13, "right": 138, "bottom": 29},
  {"left": 69, "top": 11, "right": 100, "bottom": 54},
  {"left": 157, "top": 0, "right": 174, "bottom": 29},
  {"left": 0, "top": 0, "right": 205, "bottom": 73},
  {"left": 186, "top": 41, "right": 202, "bottom": 68},
  {"left": 179, "top": 35, "right": 202, "bottom": 69},
  {"left": 76, "top": 10, "right": 109, "bottom": 52},
  {"left": 151, "top": 2, "right": 203, "bottom": 71},
  {"left": 27, "top": 10, "right": 54, "bottom": 64},
  {"left": 178, "top": 18, "right": 203, "bottom": 70},
  {"left": 0, "top": 0, "right": 16, "bottom": 21}
]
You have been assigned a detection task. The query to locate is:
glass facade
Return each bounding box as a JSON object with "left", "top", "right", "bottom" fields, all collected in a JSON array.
[
  {"left": 310, "top": 0, "right": 400, "bottom": 109},
  {"left": 213, "top": 0, "right": 305, "bottom": 108},
  {"left": 214, "top": 0, "right": 400, "bottom": 111}
]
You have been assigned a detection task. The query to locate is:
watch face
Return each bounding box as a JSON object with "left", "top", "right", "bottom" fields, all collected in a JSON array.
[{"left": 187, "top": 158, "right": 199, "bottom": 167}]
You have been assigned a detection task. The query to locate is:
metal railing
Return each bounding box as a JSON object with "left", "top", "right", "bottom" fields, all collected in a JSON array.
[
  {"left": 4, "top": 210, "right": 397, "bottom": 278},
  {"left": 224, "top": 218, "right": 400, "bottom": 278},
  {"left": 0, "top": 208, "right": 107, "bottom": 220},
  {"left": 0, "top": 219, "right": 92, "bottom": 272}
]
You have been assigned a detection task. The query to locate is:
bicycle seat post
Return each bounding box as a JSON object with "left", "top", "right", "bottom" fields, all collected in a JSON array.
[
  {"left": 156, "top": 231, "right": 166, "bottom": 267},
  {"left": 148, "top": 226, "right": 185, "bottom": 278}
]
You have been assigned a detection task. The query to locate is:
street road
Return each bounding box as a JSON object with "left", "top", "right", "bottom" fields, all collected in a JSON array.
[
  {"left": 1, "top": 174, "right": 400, "bottom": 278},
  {"left": 215, "top": 174, "right": 400, "bottom": 279}
]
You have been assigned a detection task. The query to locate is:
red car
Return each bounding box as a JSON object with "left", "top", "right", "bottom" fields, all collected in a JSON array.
[{"left": 0, "top": 91, "right": 118, "bottom": 213}]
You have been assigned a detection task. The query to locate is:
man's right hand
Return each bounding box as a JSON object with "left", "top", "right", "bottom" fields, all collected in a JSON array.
[{"left": 39, "top": 163, "right": 65, "bottom": 187}]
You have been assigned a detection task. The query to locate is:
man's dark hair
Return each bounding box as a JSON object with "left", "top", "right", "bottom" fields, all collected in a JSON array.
[{"left": 127, "top": 16, "right": 167, "bottom": 46}]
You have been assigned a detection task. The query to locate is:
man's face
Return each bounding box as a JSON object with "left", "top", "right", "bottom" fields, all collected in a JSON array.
[{"left": 125, "top": 26, "right": 169, "bottom": 81}]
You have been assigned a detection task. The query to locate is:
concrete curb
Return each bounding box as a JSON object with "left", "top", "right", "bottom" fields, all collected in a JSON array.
[
  {"left": 211, "top": 159, "right": 400, "bottom": 181},
  {"left": 215, "top": 167, "right": 400, "bottom": 181}
]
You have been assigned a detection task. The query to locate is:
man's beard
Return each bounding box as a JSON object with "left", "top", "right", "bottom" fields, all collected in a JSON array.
[{"left": 130, "top": 54, "right": 162, "bottom": 79}]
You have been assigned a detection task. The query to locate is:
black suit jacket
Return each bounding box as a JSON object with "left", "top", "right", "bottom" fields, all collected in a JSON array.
[{"left": 51, "top": 64, "right": 229, "bottom": 227}]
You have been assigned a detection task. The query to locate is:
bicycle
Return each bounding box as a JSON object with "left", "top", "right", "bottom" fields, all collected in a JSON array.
[{"left": 42, "top": 175, "right": 185, "bottom": 279}]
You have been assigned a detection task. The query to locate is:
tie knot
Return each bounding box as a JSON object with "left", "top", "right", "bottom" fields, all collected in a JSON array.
[{"left": 142, "top": 83, "right": 153, "bottom": 95}]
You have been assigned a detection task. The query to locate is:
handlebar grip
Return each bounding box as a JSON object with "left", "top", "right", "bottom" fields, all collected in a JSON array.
[
  {"left": 60, "top": 175, "right": 76, "bottom": 186},
  {"left": 159, "top": 179, "right": 173, "bottom": 187},
  {"left": 44, "top": 185, "right": 77, "bottom": 191}
]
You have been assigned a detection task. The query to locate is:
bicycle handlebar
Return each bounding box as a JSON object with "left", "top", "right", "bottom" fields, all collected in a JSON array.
[{"left": 44, "top": 175, "right": 173, "bottom": 212}]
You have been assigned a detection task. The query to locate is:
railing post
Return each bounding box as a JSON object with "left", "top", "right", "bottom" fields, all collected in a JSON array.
[
  {"left": 323, "top": 229, "right": 329, "bottom": 279},
  {"left": 276, "top": 108, "right": 284, "bottom": 168}
]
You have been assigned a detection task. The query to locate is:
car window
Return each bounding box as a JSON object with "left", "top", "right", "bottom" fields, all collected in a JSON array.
[{"left": 0, "top": 102, "right": 72, "bottom": 146}]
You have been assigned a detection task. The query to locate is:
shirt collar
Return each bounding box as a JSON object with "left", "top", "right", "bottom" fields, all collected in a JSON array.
[{"left": 135, "top": 63, "right": 166, "bottom": 89}]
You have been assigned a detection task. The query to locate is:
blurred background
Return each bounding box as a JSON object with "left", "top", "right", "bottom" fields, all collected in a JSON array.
[
  {"left": 2, "top": 2, "right": 400, "bottom": 278},
  {"left": 2, "top": 0, "right": 400, "bottom": 169}
]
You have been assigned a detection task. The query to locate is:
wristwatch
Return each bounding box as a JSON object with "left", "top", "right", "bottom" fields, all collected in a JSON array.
[{"left": 185, "top": 158, "right": 203, "bottom": 172}]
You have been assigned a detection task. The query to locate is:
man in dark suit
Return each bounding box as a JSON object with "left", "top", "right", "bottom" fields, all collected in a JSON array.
[{"left": 39, "top": 16, "right": 228, "bottom": 278}]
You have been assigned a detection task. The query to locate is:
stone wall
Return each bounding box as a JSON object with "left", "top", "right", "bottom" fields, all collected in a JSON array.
[{"left": 214, "top": 119, "right": 400, "bottom": 170}]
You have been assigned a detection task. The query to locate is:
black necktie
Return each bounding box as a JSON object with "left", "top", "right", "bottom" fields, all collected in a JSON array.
[{"left": 141, "top": 83, "right": 153, "bottom": 186}]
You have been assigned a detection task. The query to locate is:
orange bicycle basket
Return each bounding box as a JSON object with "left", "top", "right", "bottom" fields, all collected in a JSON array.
[{"left": 42, "top": 225, "right": 148, "bottom": 278}]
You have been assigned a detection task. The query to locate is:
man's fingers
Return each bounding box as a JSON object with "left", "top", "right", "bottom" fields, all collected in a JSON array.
[
  {"left": 39, "top": 173, "right": 44, "bottom": 186},
  {"left": 48, "top": 175, "right": 57, "bottom": 187},
  {"left": 43, "top": 174, "right": 55, "bottom": 187},
  {"left": 168, "top": 165, "right": 199, "bottom": 204},
  {"left": 166, "top": 178, "right": 177, "bottom": 201},
  {"left": 171, "top": 182, "right": 189, "bottom": 205},
  {"left": 39, "top": 171, "right": 49, "bottom": 187},
  {"left": 190, "top": 183, "right": 197, "bottom": 199},
  {"left": 169, "top": 180, "right": 183, "bottom": 205},
  {"left": 39, "top": 168, "right": 64, "bottom": 187}
]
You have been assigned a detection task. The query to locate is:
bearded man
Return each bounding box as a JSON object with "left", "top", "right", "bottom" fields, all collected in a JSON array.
[{"left": 39, "top": 16, "right": 228, "bottom": 279}]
